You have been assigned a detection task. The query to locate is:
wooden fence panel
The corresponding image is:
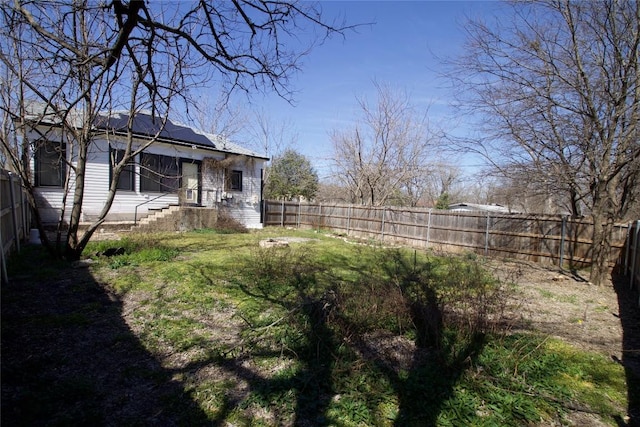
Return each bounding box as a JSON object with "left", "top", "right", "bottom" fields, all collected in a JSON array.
[
  {"left": 347, "top": 205, "right": 379, "bottom": 239},
  {"left": 619, "top": 221, "right": 640, "bottom": 305},
  {"left": 263, "top": 200, "right": 634, "bottom": 272},
  {"left": 1, "top": 170, "right": 31, "bottom": 284},
  {"left": 632, "top": 222, "right": 640, "bottom": 297},
  {"left": 1, "top": 171, "right": 29, "bottom": 254}
]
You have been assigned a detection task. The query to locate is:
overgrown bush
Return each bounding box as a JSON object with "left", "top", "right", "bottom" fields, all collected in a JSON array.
[
  {"left": 326, "top": 249, "right": 514, "bottom": 365},
  {"left": 215, "top": 209, "right": 248, "bottom": 234},
  {"left": 241, "top": 245, "right": 514, "bottom": 363}
]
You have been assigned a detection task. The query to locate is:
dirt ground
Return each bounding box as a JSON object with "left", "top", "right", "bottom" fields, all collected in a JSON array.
[
  {"left": 485, "top": 260, "right": 640, "bottom": 427},
  {"left": 487, "top": 260, "right": 624, "bottom": 357}
]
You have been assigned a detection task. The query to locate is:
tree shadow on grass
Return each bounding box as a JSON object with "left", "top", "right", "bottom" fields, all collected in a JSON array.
[
  {"left": 226, "top": 278, "right": 337, "bottom": 426},
  {"left": 612, "top": 272, "right": 640, "bottom": 427},
  {"left": 1, "top": 251, "right": 211, "bottom": 426},
  {"left": 223, "top": 247, "right": 488, "bottom": 426},
  {"left": 347, "top": 330, "right": 485, "bottom": 427},
  {"left": 344, "top": 252, "right": 487, "bottom": 426}
]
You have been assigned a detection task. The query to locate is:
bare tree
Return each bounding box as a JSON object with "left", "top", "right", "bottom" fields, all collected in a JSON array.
[
  {"left": 448, "top": 0, "right": 640, "bottom": 285},
  {"left": 315, "top": 181, "right": 351, "bottom": 204},
  {"left": 330, "top": 81, "right": 438, "bottom": 206},
  {"left": 0, "top": 1, "right": 347, "bottom": 260},
  {"left": 246, "top": 107, "right": 298, "bottom": 159},
  {"left": 244, "top": 107, "right": 301, "bottom": 198},
  {"left": 183, "top": 93, "right": 248, "bottom": 142},
  {"left": 421, "top": 163, "right": 464, "bottom": 207}
]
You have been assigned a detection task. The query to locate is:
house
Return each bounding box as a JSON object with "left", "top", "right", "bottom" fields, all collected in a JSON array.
[
  {"left": 27, "top": 110, "right": 269, "bottom": 229},
  {"left": 448, "top": 203, "right": 514, "bottom": 214}
]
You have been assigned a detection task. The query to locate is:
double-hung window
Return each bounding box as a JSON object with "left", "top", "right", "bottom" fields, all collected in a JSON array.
[
  {"left": 110, "top": 148, "right": 135, "bottom": 191},
  {"left": 35, "top": 140, "right": 66, "bottom": 187},
  {"left": 140, "top": 152, "right": 179, "bottom": 193},
  {"left": 227, "top": 170, "right": 242, "bottom": 192}
]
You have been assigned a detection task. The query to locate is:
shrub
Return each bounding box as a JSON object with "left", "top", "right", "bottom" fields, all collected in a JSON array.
[
  {"left": 333, "top": 249, "right": 515, "bottom": 358},
  {"left": 215, "top": 210, "right": 248, "bottom": 234}
]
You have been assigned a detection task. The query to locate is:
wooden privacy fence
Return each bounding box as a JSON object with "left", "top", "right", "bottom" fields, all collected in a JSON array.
[
  {"left": 1, "top": 169, "right": 30, "bottom": 284},
  {"left": 622, "top": 220, "right": 640, "bottom": 305},
  {"left": 264, "top": 200, "right": 633, "bottom": 271}
]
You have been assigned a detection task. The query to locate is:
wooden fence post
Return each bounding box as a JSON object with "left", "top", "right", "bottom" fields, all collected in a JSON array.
[
  {"left": 381, "top": 207, "right": 386, "bottom": 241},
  {"left": 426, "top": 209, "right": 432, "bottom": 246},
  {"left": 0, "top": 226, "right": 7, "bottom": 285},
  {"left": 347, "top": 205, "right": 351, "bottom": 236},
  {"left": 8, "top": 173, "right": 20, "bottom": 252},
  {"left": 631, "top": 220, "right": 639, "bottom": 291},
  {"left": 280, "top": 200, "right": 285, "bottom": 227},
  {"left": 297, "top": 200, "right": 301, "bottom": 228}
]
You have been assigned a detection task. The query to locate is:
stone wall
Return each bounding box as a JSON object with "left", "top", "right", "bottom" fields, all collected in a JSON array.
[{"left": 134, "top": 207, "right": 219, "bottom": 233}]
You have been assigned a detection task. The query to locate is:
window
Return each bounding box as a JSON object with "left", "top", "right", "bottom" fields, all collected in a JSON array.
[
  {"left": 35, "top": 140, "right": 65, "bottom": 187},
  {"left": 227, "top": 170, "right": 242, "bottom": 191},
  {"left": 110, "top": 148, "right": 135, "bottom": 191},
  {"left": 140, "top": 152, "right": 179, "bottom": 193}
]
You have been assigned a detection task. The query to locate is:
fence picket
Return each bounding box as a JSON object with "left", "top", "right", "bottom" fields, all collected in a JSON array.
[
  {"left": 1, "top": 169, "right": 31, "bottom": 283},
  {"left": 263, "top": 200, "right": 632, "bottom": 271}
]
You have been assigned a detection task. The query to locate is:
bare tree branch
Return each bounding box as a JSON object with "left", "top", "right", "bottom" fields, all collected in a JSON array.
[
  {"left": 0, "top": 0, "right": 352, "bottom": 260},
  {"left": 445, "top": 0, "right": 640, "bottom": 284}
]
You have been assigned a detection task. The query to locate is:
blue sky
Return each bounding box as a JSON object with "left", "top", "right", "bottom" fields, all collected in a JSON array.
[{"left": 237, "top": 1, "right": 505, "bottom": 179}]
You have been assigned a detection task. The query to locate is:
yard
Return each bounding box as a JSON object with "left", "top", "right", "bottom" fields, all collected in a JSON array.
[{"left": 2, "top": 228, "right": 637, "bottom": 426}]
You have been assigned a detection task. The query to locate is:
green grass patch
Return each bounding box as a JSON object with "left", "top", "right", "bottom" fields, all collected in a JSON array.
[
  {"left": 102, "top": 230, "right": 628, "bottom": 424},
  {"left": 537, "top": 288, "right": 579, "bottom": 305},
  {"left": 8, "top": 229, "right": 627, "bottom": 426},
  {"left": 462, "top": 334, "right": 625, "bottom": 425},
  {"left": 86, "top": 236, "right": 180, "bottom": 271}
]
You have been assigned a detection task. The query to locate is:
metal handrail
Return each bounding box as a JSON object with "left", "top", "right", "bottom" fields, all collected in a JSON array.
[{"left": 134, "top": 191, "right": 175, "bottom": 226}]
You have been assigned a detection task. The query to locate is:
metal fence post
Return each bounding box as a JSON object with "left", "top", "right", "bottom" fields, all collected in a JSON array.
[
  {"left": 484, "top": 212, "right": 491, "bottom": 256},
  {"left": 21, "top": 181, "right": 28, "bottom": 239},
  {"left": 624, "top": 222, "right": 632, "bottom": 276},
  {"left": 559, "top": 215, "right": 567, "bottom": 268}
]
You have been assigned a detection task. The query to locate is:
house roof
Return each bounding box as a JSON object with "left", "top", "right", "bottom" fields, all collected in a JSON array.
[
  {"left": 97, "top": 112, "right": 268, "bottom": 160},
  {"left": 23, "top": 103, "right": 268, "bottom": 160}
]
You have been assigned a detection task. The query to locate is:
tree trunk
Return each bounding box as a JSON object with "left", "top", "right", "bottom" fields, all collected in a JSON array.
[
  {"left": 589, "top": 195, "right": 616, "bottom": 286},
  {"left": 65, "top": 139, "right": 88, "bottom": 261}
]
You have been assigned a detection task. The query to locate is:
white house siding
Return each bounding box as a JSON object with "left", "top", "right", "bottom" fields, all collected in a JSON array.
[
  {"left": 30, "top": 127, "right": 76, "bottom": 224},
  {"left": 82, "top": 138, "right": 183, "bottom": 222},
  {"left": 32, "top": 129, "right": 265, "bottom": 228},
  {"left": 217, "top": 158, "right": 263, "bottom": 229},
  {"left": 34, "top": 187, "right": 68, "bottom": 224}
]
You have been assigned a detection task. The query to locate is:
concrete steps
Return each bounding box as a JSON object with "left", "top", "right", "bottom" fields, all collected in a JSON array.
[
  {"left": 132, "top": 205, "right": 219, "bottom": 233},
  {"left": 135, "top": 205, "right": 181, "bottom": 227}
]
